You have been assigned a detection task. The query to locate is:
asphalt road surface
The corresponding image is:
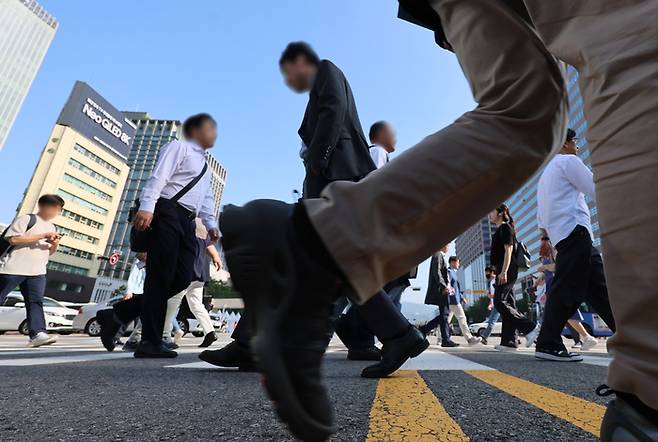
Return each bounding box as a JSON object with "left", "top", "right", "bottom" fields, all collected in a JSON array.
[{"left": 0, "top": 333, "right": 611, "bottom": 441}]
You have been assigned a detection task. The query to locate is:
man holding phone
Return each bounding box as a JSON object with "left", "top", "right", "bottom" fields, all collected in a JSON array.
[{"left": 0, "top": 194, "right": 65, "bottom": 347}]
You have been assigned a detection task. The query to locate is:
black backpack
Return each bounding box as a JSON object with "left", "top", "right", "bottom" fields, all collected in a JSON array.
[
  {"left": 0, "top": 214, "right": 37, "bottom": 260},
  {"left": 514, "top": 238, "right": 532, "bottom": 271}
]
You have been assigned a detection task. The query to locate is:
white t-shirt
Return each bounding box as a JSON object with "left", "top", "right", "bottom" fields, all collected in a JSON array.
[
  {"left": 369, "top": 145, "right": 389, "bottom": 169},
  {"left": 537, "top": 154, "right": 595, "bottom": 245},
  {"left": 0, "top": 214, "right": 55, "bottom": 276}
]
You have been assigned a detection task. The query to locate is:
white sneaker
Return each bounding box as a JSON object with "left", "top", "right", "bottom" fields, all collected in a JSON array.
[
  {"left": 495, "top": 344, "right": 518, "bottom": 352},
  {"left": 174, "top": 329, "right": 184, "bottom": 344},
  {"left": 525, "top": 324, "right": 541, "bottom": 348},
  {"left": 28, "top": 332, "right": 56, "bottom": 348},
  {"left": 467, "top": 336, "right": 482, "bottom": 346},
  {"left": 581, "top": 336, "right": 598, "bottom": 351}
]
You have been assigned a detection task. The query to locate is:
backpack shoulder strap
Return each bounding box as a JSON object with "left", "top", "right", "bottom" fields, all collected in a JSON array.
[{"left": 26, "top": 214, "right": 37, "bottom": 232}]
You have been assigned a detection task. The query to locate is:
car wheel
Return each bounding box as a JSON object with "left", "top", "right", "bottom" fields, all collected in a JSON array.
[
  {"left": 477, "top": 328, "right": 486, "bottom": 337},
  {"left": 19, "top": 320, "right": 29, "bottom": 336},
  {"left": 85, "top": 318, "right": 102, "bottom": 337},
  {"left": 177, "top": 319, "right": 189, "bottom": 336}
]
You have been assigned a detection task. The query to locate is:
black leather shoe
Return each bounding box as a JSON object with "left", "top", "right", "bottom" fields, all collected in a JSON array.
[
  {"left": 347, "top": 346, "right": 381, "bottom": 361},
  {"left": 221, "top": 200, "right": 339, "bottom": 441},
  {"left": 134, "top": 340, "right": 178, "bottom": 358},
  {"left": 441, "top": 340, "right": 460, "bottom": 348},
  {"left": 163, "top": 340, "right": 179, "bottom": 350},
  {"left": 122, "top": 340, "right": 138, "bottom": 352},
  {"left": 199, "top": 340, "right": 255, "bottom": 371},
  {"left": 361, "top": 327, "right": 429, "bottom": 378},
  {"left": 198, "top": 332, "right": 218, "bottom": 348},
  {"left": 97, "top": 309, "right": 121, "bottom": 352}
]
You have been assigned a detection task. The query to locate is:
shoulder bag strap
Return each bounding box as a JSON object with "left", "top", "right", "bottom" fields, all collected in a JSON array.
[{"left": 170, "top": 162, "right": 208, "bottom": 204}]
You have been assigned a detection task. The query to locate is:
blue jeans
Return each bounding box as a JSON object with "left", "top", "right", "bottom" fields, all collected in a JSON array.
[
  {"left": 0, "top": 274, "right": 47, "bottom": 338},
  {"left": 481, "top": 308, "right": 501, "bottom": 339}
]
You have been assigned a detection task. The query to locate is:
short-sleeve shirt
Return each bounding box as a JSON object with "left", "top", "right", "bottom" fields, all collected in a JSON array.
[
  {"left": 0, "top": 214, "right": 55, "bottom": 276},
  {"left": 490, "top": 223, "right": 517, "bottom": 281}
]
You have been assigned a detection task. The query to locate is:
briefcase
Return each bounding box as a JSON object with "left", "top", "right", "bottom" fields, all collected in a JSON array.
[{"left": 128, "top": 199, "right": 150, "bottom": 253}]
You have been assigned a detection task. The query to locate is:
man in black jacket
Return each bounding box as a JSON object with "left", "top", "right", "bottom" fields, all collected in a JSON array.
[
  {"left": 202, "top": 43, "right": 427, "bottom": 379},
  {"left": 419, "top": 246, "right": 458, "bottom": 347}
]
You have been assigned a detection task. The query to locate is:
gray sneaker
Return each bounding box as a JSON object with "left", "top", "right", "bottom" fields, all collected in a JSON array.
[{"left": 28, "top": 332, "right": 57, "bottom": 348}]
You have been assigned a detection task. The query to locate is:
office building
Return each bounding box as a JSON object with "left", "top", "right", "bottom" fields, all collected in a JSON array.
[
  {"left": 505, "top": 65, "right": 599, "bottom": 296},
  {"left": 17, "top": 81, "right": 134, "bottom": 302},
  {"left": 454, "top": 217, "right": 497, "bottom": 301},
  {"left": 0, "top": 0, "right": 58, "bottom": 151},
  {"left": 94, "top": 113, "right": 227, "bottom": 302}
]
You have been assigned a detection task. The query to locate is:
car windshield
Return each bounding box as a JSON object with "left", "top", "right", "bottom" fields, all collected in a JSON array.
[{"left": 43, "top": 298, "right": 64, "bottom": 308}]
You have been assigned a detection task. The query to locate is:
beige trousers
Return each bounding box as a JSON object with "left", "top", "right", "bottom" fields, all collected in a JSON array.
[
  {"left": 448, "top": 304, "right": 473, "bottom": 340},
  {"left": 525, "top": 0, "right": 658, "bottom": 410},
  {"left": 305, "top": 0, "right": 567, "bottom": 298}
]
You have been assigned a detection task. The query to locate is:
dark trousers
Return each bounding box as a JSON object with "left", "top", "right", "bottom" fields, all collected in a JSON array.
[
  {"left": 421, "top": 303, "right": 452, "bottom": 343},
  {"left": 494, "top": 277, "right": 535, "bottom": 347},
  {"left": 113, "top": 199, "right": 196, "bottom": 344},
  {"left": 0, "top": 274, "right": 47, "bottom": 338},
  {"left": 537, "top": 226, "right": 616, "bottom": 351}
]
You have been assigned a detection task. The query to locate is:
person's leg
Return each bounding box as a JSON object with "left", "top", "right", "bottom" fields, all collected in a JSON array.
[
  {"left": 303, "top": 0, "right": 566, "bottom": 304},
  {"left": 526, "top": 0, "right": 658, "bottom": 414},
  {"left": 230, "top": 316, "right": 251, "bottom": 346},
  {"left": 447, "top": 309, "right": 454, "bottom": 325},
  {"left": 127, "top": 320, "right": 142, "bottom": 343},
  {"left": 342, "top": 305, "right": 375, "bottom": 349},
  {"left": 495, "top": 282, "right": 535, "bottom": 347},
  {"left": 536, "top": 228, "right": 591, "bottom": 353},
  {"left": 451, "top": 304, "right": 474, "bottom": 340},
  {"left": 383, "top": 281, "right": 407, "bottom": 310},
  {"left": 186, "top": 281, "right": 215, "bottom": 336},
  {"left": 20, "top": 276, "right": 47, "bottom": 339},
  {"left": 584, "top": 248, "right": 616, "bottom": 332},
  {"left": 482, "top": 309, "right": 500, "bottom": 339},
  {"left": 437, "top": 303, "right": 453, "bottom": 345},
  {"left": 140, "top": 204, "right": 195, "bottom": 346},
  {"left": 162, "top": 288, "right": 186, "bottom": 338}
]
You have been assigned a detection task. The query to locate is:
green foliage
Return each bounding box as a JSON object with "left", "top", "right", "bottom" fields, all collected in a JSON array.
[
  {"left": 111, "top": 285, "right": 127, "bottom": 297},
  {"left": 206, "top": 279, "right": 240, "bottom": 299},
  {"left": 465, "top": 296, "right": 491, "bottom": 323}
]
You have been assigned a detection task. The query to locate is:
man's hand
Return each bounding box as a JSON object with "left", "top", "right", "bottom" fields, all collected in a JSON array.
[
  {"left": 42, "top": 232, "right": 59, "bottom": 241},
  {"left": 133, "top": 211, "right": 154, "bottom": 231},
  {"left": 208, "top": 228, "right": 220, "bottom": 242},
  {"left": 211, "top": 255, "right": 223, "bottom": 271},
  {"left": 498, "top": 272, "right": 508, "bottom": 285},
  {"left": 487, "top": 303, "right": 493, "bottom": 311},
  {"left": 123, "top": 293, "right": 133, "bottom": 300}
]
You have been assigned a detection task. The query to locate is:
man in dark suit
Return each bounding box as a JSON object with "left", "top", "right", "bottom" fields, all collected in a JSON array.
[
  {"left": 419, "top": 245, "right": 458, "bottom": 347},
  {"left": 202, "top": 42, "right": 427, "bottom": 380}
]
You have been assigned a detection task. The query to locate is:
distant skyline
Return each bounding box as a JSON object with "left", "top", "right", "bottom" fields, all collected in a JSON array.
[{"left": 0, "top": 1, "right": 472, "bottom": 302}]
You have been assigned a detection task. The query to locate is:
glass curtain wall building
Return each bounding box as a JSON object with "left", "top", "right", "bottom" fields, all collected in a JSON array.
[{"left": 0, "top": 0, "right": 58, "bottom": 151}]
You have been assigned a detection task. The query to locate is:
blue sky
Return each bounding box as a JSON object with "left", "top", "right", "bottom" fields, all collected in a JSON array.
[{"left": 1, "top": 1, "right": 470, "bottom": 301}]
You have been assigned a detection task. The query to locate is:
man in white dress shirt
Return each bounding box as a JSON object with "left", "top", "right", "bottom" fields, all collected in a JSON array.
[
  {"left": 368, "top": 121, "right": 396, "bottom": 169},
  {"left": 99, "top": 113, "right": 220, "bottom": 358},
  {"left": 535, "top": 129, "right": 615, "bottom": 362}
]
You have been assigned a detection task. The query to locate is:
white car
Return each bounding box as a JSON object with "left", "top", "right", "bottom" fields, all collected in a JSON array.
[
  {"left": 401, "top": 302, "right": 441, "bottom": 327},
  {"left": 73, "top": 296, "right": 226, "bottom": 337},
  {"left": 0, "top": 292, "right": 77, "bottom": 335},
  {"left": 469, "top": 320, "right": 503, "bottom": 337}
]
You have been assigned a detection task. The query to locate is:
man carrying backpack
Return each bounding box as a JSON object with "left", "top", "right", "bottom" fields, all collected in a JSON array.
[
  {"left": 0, "top": 194, "right": 65, "bottom": 347},
  {"left": 535, "top": 128, "right": 616, "bottom": 362}
]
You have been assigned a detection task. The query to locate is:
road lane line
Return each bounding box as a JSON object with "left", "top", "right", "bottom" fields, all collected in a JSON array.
[
  {"left": 0, "top": 353, "right": 134, "bottom": 366},
  {"left": 401, "top": 350, "right": 494, "bottom": 371},
  {"left": 466, "top": 370, "right": 605, "bottom": 437},
  {"left": 366, "top": 370, "right": 469, "bottom": 441}
]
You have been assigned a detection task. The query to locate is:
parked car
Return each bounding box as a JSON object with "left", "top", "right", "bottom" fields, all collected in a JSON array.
[
  {"left": 469, "top": 320, "right": 503, "bottom": 337},
  {"left": 0, "top": 292, "right": 77, "bottom": 335}
]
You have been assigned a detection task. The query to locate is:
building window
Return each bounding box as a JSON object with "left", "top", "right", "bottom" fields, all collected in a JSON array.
[
  {"left": 62, "top": 174, "right": 112, "bottom": 202},
  {"left": 47, "top": 261, "right": 88, "bottom": 276},
  {"left": 56, "top": 245, "right": 94, "bottom": 261},
  {"left": 60, "top": 209, "right": 104, "bottom": 230},
  {"left": 53, "top": 224, "right": 99, "bottom": 245},
  {"left": 57, "top": 189, "right": 108, "bottom": 216},
  {"left": 73, "top": 144, "right": 121, "bottom": 175},
  {"left": 67, "top": 158, "right": 117, "bottom": 188}
]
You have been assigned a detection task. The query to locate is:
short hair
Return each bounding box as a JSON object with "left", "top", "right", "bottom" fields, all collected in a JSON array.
[
  {"left": 369, "top": 121, "right": 388, "bottom": 144},
  {"left": 279, "top": 41, "right": 320, "bottom": 67},
  {"left": 448, "top": 256, "right": 459, "bottom": 263},
  {"left": 38, "top": 194, "right": 65, "bottom": 208},
  {"left": 183, "top": 113, "right": 216, "bottom": 138},
  {"left": 485, "top": 265, "right": 496, "bottom": 273}
]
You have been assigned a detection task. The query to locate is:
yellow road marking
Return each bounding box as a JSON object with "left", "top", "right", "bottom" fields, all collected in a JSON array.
[
  {"left": 366, "top": 370, "right": 469, "bottom": 441},
  {"left": 466, "top": 370, "right": 605, "bottom": 437}
]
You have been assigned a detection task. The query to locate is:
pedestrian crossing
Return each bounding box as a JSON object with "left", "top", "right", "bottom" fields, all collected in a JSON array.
[{"left": 0, "top": 336, "right": 612, "bottom": 440}]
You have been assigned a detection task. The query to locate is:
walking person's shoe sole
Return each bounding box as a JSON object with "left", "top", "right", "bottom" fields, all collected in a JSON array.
[
  {"left": 600, "top": 398, "right": 658, "bottom": 442},
  {"left": 535, "top": 349, "right": 583, "bottom": 362},
  {"left": 221, "top": 201, "right": 335, "bottom": 442},
  {"left": 28, "top": 336, "right": 56, "bottom": 347}
]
